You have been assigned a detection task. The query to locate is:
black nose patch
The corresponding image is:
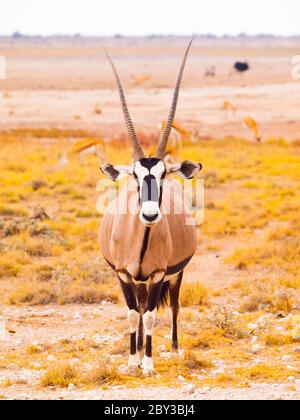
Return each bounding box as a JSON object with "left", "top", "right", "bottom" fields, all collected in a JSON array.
[
  {"left": 142, "top": 213, "right": 158, "bottom": 222},
  {"left": 141, "top": 175, "right": 159, "bottom": 202}
]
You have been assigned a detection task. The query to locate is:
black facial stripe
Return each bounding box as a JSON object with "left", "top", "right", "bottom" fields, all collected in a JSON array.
[
  {"left": 133, "top": 173, "right": 141, "bottom": 204},
  {"left": 141, "top": 175, "right": 159, "bottom": 203},
  {"left": 159, "top": 185, "right": 163, "bottom": 207},
  {"left": 159, "top": 170, "right": 166, "bottom": 207},
  {"left": 133, "top": 159, "right": 167, "bottom": 207}
]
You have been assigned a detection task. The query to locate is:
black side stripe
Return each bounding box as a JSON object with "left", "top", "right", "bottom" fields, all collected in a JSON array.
[
  {"left": 166, "top": 256, "right": 193, "bottom": 276},
  {"left": 104, "top": 258, "right": 116, "bottom": 271}
]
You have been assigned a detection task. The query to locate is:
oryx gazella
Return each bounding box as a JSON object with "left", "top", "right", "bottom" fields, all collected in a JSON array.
[{"left": 100, "top": 40, "right": 202, "bottom": 376}]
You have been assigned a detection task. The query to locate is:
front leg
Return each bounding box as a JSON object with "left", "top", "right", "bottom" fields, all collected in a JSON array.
[
  {"left": 142, "top": 272, "right": 165, "bottom": 376},
  {"left": 118, "top": 273, "right": 140, "bottom": 373}
]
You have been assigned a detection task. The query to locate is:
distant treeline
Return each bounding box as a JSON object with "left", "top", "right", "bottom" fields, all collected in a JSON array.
[
  {"left": 2, "top": 32, "right": 300, "bottom": 40},
  {"left": 0, "top": 33, "right": 299, "bottom": 48}
]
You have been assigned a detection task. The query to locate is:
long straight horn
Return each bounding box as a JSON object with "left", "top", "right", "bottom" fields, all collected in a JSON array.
[
  {"left": 104, "top": 49, "right": 145, "bottom": 161},
  {"left": 156, "top": 38, "right": 194, "bottom": 159}
]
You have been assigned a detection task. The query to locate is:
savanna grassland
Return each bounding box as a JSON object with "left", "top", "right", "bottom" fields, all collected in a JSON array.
[
  {"left": 0, "top": 36, "right": 300, "bottom": 400},
  {"left": 0, "top": 132, "right": 299, "bottom": 400}
]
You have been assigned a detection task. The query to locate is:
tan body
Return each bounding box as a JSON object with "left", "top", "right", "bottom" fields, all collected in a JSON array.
[{"left": 100, "top": 178, "right": 197, "bottom": 281}]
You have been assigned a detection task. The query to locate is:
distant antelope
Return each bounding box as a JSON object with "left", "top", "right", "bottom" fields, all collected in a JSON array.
[
  {"left": 160, "top": 120, "right": 197, "bottom": 146},
  {"left": 58, "top": 138, "right": 106, "bottom": 167},
  {"left": 100, "top": 40, "right": 202, "bottom": 376},
  {"left": 243, "top": 116, "right": 261, "bottom": 143},
  {"left": 221, "top": 100, "right": 237, "bottom": 119}
]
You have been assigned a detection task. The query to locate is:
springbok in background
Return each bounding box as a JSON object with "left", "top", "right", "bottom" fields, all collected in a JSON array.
[
  {"left": 100, "top": 40, "right": 202, "bottom": 376},
  {"left": 160, "top": 120, "right": 197, "bottom": 146},
  {"left": 58, "top": 138, "right": 106, "bottom": 167}
]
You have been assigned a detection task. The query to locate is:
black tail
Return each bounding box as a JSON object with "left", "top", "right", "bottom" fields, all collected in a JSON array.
[{"left": 157, "top": 282, "right": 169, "bottom": 309}]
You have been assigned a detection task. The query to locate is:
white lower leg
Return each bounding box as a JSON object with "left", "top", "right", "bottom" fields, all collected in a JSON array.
[
  {"left": 127, "top": 309, "right": 140, "bottom": 369},
  {"left": 142, "top": 309, "right": 156, "bottom": 376}
]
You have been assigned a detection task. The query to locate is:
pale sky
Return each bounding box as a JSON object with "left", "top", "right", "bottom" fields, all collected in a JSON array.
[{"left": 0, "top": 0, "right": 299, "bottom": 37}]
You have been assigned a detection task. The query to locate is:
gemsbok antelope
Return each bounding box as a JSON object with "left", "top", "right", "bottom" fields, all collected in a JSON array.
[{"left": 100, "top": 40, "right": 202, "bottom": 376}]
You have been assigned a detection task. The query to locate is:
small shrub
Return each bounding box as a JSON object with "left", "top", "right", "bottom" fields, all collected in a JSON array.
[
  {"left": 0, "top": 258, "right": 20, "bottom": 278},
  {"left": 0, "top": 205, "right": 27, "bottom": 217},
  {"left": 239, "top": 293, "right": 272, "bottom": 313},
  {"left": 26, "top": 345, "right": 42, "bottom": 355},
  {"left": 35, "top": 265, "right": 54, "bottom": 282},
  {"left": 180, "top": 282, "right": 208, "bottom": 307},
  {"left": 216, "top": 373, "right": 237, "bottom": 384},
  {"left": 235, "top": 364, "right": 290, "bottom": 381},
  {"left": 59, "top": 284, "right": 119, "bottom": 305},
  {"left": 10, "top": 284, "right": 57, "bottom": 306},
  {"left": 9, "top": 281, "right": 119, "bottom": 306},
  {"left": 263, "top": 333, "right": 294, "bottom": 347},
  {"left": 31, "top": 179, "right": 47, "bottom": 191},
  {"left": 41, "top": 364, "right": 79, "bottom": 388},
  {"left": 83, "top": 362, "right": 122, "bottom": 386},
  {"left": 4, "top": 378, "right": 13, "bottom": 387},
  {"left": 24, "top": 239, "right": 52, "bottom": 257},
  {"left": 184, "top": 351, "right": 213, "bottom": 371},
  {"left": 189, "top": 331, "right": 212, "bottom": 350}
]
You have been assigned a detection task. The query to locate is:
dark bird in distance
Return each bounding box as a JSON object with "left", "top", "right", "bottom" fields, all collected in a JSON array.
[{"left": 234, "top": 62, "right": 250, "bottom": 73}]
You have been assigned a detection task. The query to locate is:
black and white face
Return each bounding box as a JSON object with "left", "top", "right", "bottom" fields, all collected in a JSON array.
[
  {"left": 133, "top": 158, "right": 166, "bottom": 226},
  {"left": 101, "top": 158, "right": 202, "bottom": 226}
]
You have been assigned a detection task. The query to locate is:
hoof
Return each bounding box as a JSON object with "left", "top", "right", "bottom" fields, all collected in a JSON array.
[
  {"left": 126, "top": 354, "right": 141, "bottom": 375},
  {"left": 142, "top": 356, "right": 155, "bottom": 377},
  {"left": 171, "top": 350, "right": 179, "bottom": 359},
  {"left": 126, "top": 365, "right": 140, "bottom": 376},
  {"left": 142, "top": 367, "right": 155, "bottom": 377},
  {"left": 171, "top": 348, "right": 184, "bottom": 359}
]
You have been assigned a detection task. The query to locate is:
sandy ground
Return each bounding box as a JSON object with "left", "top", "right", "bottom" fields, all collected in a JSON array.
[
  {"left": 0, "top": 299, "right": 299, "bottom": 401},
  {"left": 0, "top": 249, "right": 299, "bottom": 400},
  {"left": 1, "top": 37, "right": 300, "bottom": 140},
  {"left": 1, "top": 83, "right": 300, "bottom": 140}
]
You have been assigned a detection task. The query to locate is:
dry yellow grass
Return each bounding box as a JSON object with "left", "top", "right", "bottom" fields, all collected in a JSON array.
[
  {"left": 83, "top": 363, "right": 123, "bottom": 386},
  {"left": 235, "top": 364, "right": 293, "bottom": 381},
  {"left": 180, "top": 282, "right": 208, "bottom": 307},
  {"left": 0, "top": 133, "right": 300, "bottom": 394},
  {"left": 263, "top": 333, "right": 294, "bottom": 347},
  {"left": 40, "top": 361, "right": 124, "bottom": 389},
  {"left": 183, "top": 350, "right": 213, "bottom": 371},
  {"left": 41, "top": 364, "right": 79, "bottom": 388},
  {"left": 9, "top": 281, "right": 120, "bottom": 306}
]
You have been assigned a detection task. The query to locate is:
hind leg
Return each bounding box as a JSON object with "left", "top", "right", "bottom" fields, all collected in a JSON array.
[{"left": 169, "top": 272, "right": 183, "bottom": 352}]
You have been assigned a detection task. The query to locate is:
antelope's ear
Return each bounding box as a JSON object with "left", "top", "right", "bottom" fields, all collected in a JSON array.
[
  {"left": 100, "top": 164, "right": 132, "bottom": 182},
  {"left": 166, "top": 160, "right": 202, "bottom": 179}
]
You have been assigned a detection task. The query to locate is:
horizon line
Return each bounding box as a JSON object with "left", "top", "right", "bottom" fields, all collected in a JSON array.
[{"left": 1, "top": 32, "right": 300, "bottom": 39}]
